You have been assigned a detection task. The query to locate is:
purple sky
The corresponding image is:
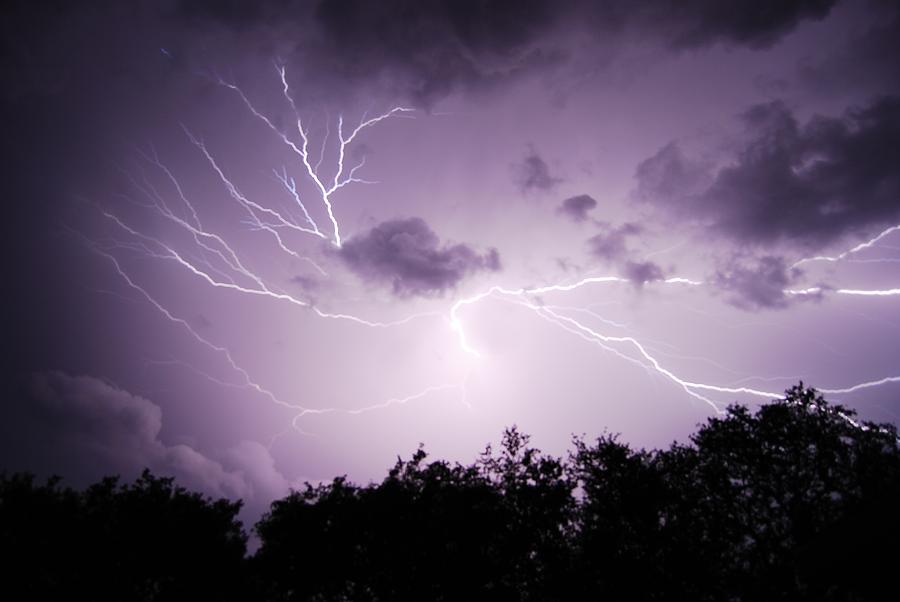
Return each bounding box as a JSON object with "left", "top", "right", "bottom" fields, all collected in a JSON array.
[{"left": 3, "top": 0, "right": 900, "bottom": 522}]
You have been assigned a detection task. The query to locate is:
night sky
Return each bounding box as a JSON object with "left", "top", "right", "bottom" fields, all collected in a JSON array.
[{"left": 3, "top": 0, "right": 900, "bottom": 522}]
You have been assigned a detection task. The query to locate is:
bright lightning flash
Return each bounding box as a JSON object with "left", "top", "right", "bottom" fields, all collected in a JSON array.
[{"left": 84, "top": 66, "right": 900, "bottom": 441}]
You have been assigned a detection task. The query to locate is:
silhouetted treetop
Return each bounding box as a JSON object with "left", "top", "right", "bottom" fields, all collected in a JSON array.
[
  {"left": 0, "top": 468, "right": 247, "bottom": 602},
  {"left": 3, "top": 384, "right": 898, "bottom": 601}
]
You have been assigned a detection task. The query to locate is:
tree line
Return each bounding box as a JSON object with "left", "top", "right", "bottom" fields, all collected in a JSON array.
[{"left": 2, "top": 384, "right": 899, "bottom": 601}]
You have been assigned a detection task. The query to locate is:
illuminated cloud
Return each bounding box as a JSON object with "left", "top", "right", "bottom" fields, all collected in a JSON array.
[
  {"left": 338, "top": 217, "right": 501, "bottom": 297},
  {"left": 712, "top": 256, "right": 807, "bottom": 310},
  {"left": 0, "top": 372, "right": 291, "bottom": 506},
  {"left": 622, "top": 260, "right": 664, "bottom": 287}
]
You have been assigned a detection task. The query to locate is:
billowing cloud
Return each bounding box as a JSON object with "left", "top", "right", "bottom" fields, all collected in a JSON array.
[
  {"left": 0, "top": 372, "right": 291, "bottom": 508},
  {"left": 587, "top": 222, "right": 642, "bottom": 261},
  {"left": 622, "top": 260, "right": 664, "bottom": 286},
  {"left": 223, "top": 440, "right": 292, "bottom": 502},
  {"left": 512, "top": 147, "right": 563, "bottom": 194},
  {"left": 168, "top": 0, "right": 837, "bottom": 106},
  {"left": 163, "top": 443, "right": 247, "bottom": 500},
  {"left": 635, "top": 96, "right": 900, "bottom": 251},
  {"left": 712, "top": 256, "right": 807, "bottom": 310},
  {"left": 337, "top": 217, "right": 501, "bottom": 297},
  {"left": 0, "top": 0, "right": 839, "bottom": 115},
  {"left": 557, "top": 194, "right": 598, "bottom": 222}
]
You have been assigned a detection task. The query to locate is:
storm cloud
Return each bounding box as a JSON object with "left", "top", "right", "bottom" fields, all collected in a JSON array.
[
  {"left": 0, "top": 372, "right": 291, "bottom": 508},
  {"left": 166, "top": 0, "right": 838, "bottom": 106},
  {"left": 0, "top": 0, "right": 840, "bottom": 112},
  {"left": 557, "top": 194, "right": 598, "bottom": 222},
  {"left": 337, "top": 217, "right": 501, "bottom": 297},
  {"left": 712, "top": 256, "right": 807, "bottom": 310},
  {"left": 622, "top": 260, "right": 664, "bottom": 287},
  {"left": 635, "top": 96, "right": 900, "bottom": 251}
]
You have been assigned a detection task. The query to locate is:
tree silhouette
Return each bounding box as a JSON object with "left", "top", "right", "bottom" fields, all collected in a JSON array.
[
  {"left": 570, "top": 433, "right": 670, "bottom": 599},
  {"left": 567, "top": 384, "right": 900, "bottom": 601},
  {"left": 253, "top": 430, "right": 574, "bottom": 601},
  {"left": 0, "top": 469, "right": 247, "bottom": 601},
  {"left": 3, "top": 384, "right": 899, "bottom": 601},
  {"left": 682, "top": 384, "right": 899, "bottom": 600}
]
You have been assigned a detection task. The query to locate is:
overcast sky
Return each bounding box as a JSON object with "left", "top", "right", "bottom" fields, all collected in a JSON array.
[{"left": 3, "top": 0, "right": 900, "bottom": 521}]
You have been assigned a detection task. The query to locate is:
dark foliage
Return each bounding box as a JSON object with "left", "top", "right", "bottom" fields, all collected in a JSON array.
[
  {"left": 3, "top": 384, "right": 899, "bottom": 600},
  {"left": 0, "top": 469, "right": 248, "bottom": 601},
  {"left": 567, "top": 385, "right": 900, "bottom": 601}
]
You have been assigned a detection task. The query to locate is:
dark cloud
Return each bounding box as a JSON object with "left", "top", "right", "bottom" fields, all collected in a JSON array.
[
  {"left": 557, "top": 194, "right": 598, "bottom": 222},
  {"left": 166, "top": 0, "right": 837, "bottom": 107},
  {"left": 0, "top": 0, "right": 839, "bottom": 111},
  {"left": 609, "top": 0, "right": 836, "bottom": 50},
  {"left": 587, "top": 222, "right": 642, "bottom": 261},
  {"left": 712, "top": 255, "right": 809, "bottom": 310},
  {"left": 306, "top": 0, "right": 563, "bottom": 106},
  {"left": 622, "top": 260, "right": 664, "bottom": 286},
  {"left": 0, "top": 0, "right": 840, "bottom": 111},
  {"left": 635, "top": 96, "right": 900, "bottom": 251},
  {"left": 799, "top": 4, "right": 900, "bottom": 96},
  {"left": 0, "top": 372, "right": 291, "bottom": 506},
  {"left": 179, "top": 0, "right": 839, "bottom": 46},
  {"left": 337, "top": 217, "right": 500, "bottom": 297},
  {"left": 512, "top": 147, "right": 563, "bottom": 194}
]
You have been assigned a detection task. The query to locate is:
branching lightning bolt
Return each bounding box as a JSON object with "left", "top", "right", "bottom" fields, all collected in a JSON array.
[
  {"left": 449, "top": 274, "right": 900, "bottom": 414},
  {"left": 83, "top": 65, "right": 900, "bottom": 444},
  {"left": 216, "top": 65, "right": 413, "bottom": 247},
  {"left": 80, "top": 68, "right": 456, "bottom": 436}
]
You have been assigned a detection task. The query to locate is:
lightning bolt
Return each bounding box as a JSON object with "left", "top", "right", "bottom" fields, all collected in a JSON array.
[
  {"left": 450, "top": 279, "right": 759, "bottom": 414},
  {"left": 216, "top": 65, "right": 413, "bottom": 247},
  {"left": 785, "top": 287, "right": 900, "bottom": 297},
  {"left": 792, "top": 223, "right": 900, "bottom": 267},
  {"left": 83, "top": 65, "right": 900, "bottom": 446},
  {"left": 84, "top": 230, "right": 463, "bottom": 435},
  {"left": 77, "top": 69, "right": 452, "bottom": 435},
  {"left": 787, "top": 222, "right": 900, "bottom": 295},
  {"left": 449, "top": 274, "right": 900, "bottom": 414}
]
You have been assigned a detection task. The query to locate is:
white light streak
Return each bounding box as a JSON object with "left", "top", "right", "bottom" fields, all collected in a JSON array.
[
  {"left": 793, "top": 224, "right": 900, "bottom": 267},
  {"left": 82, "top": 66, "right": 900, "bottom": 442}
]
